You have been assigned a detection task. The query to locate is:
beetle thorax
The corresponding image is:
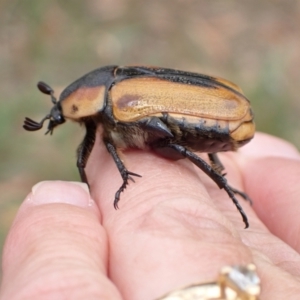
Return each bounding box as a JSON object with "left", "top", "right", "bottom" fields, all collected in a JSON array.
[{"left": 60, "top": 85, "right": 106, "bottom": 120}]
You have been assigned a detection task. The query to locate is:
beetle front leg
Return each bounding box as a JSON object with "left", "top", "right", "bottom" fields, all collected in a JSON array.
[
  {"left": 208, "top": 153, "right": 252, "bottom": 205},
  {"left": 76, "top": 121, "right": 97, "bottom": 186},
  {"left": 166, "top": 145, "right": 249, "bottom": 228},
  {"left": 105, "top": 141, "right": 142, "bottom": 209}
]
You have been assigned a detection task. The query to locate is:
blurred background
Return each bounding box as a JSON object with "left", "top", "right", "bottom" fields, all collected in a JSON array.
[{"left": 1, "top": 0, "right": 300, "bottom": 277}]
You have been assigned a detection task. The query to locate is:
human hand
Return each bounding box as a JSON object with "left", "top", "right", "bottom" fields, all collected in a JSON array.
[{"left": 1, "top": 132, "right": 300, "bottom": 299}]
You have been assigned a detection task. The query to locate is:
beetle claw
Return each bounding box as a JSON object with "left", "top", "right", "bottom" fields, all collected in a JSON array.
[
  {"left": 230, "top": 186, "right": 253, "bottom": 205},
  {"left": 222, "top": 185, "right": 249, "bottom": 229},
  {"left": 113, "top": 170, "right": 141, "bottom": 208},
  {"left": 127, "top": 171, "right": 142, "bottom": 178},
  {"left": 114, "top": 182, "right": 127, "bottom": 209},
  {"left": 114, "top": 197, "right": 120, "bottom": 209},
  {"left": 127, "top": 171, "right": 142, "bottom": 183},
  {"left": 128, "top": 176, "right": 135, "bottom": 183}
]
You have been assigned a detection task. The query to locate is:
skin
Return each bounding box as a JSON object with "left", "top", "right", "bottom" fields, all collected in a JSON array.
[{"left": 1, "top": 132, "right": 300, "bottom": 299}]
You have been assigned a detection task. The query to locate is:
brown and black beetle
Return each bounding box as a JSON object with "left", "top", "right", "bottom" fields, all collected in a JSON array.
[{"left": 23, "top": 65, "right": 255, "bottom": 227}]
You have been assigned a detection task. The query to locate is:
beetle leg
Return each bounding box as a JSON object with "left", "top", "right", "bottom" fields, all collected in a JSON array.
[
  {"left": 105, "top": 141, "right": 142, "bottom": 209},
  {"left": 165, "top": 144, "right": 249, "bottom": 228},
  {"left": 76, "top": 120, "right": 97, "bottom": 187},
  {"left": 141, "top": 117, "right": 174, "bottom": 138},
  {"left": 208, "top": 153, "right": 253, "bottom": 205},
  {"left": 208, "top": 153, "right": 225, "bottom": 174}
]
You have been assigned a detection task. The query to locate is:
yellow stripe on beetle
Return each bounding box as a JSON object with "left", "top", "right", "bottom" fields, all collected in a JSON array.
[{"left": 111, "top": 77, "right": 250, "bottom": 122}]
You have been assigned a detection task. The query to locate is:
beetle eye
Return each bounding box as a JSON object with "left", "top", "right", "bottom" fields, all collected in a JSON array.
[
  {"left": 50, "top": 105, "right": 65, "bottom": 124},
  {"left": 55, "top": 114, "right": 65, "bottom": 124}
]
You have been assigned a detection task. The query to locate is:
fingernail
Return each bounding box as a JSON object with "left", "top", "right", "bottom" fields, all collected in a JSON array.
[{"left": 30, "top": 181, "right": 92, "bottom": 207}]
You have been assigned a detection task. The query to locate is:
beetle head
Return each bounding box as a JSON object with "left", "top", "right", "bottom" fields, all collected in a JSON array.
[{"left": 23, "top": 82, "right": 65, "bottom": 135}]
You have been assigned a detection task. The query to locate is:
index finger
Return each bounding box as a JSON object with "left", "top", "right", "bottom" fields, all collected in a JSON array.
[
  {"left": 86, "top": 131, "right": 255, "bottom": 300},
  {"left": 237, "top": 132, "right": 300, "bottom": 252}
]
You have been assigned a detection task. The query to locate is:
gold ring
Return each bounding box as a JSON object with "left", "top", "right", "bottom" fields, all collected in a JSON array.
[{"left": 157, "top": 264, "right": 260, "bottom": 300}]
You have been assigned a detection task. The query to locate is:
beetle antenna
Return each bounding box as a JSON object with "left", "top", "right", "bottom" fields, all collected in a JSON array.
[
  {"left": 50, "top": 94, "right": 57, "bottom": 104},
  {"left": 23, "top": 115, "right": 51, "bottom": 131},
  {"left": 37, "top": 81, "right": 57, "bottom": 104}
]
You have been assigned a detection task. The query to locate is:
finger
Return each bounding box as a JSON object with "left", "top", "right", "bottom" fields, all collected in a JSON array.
[
  {"left": 216, "top": 133, "right": 300, "bottom": 299},
  {"left": 0, "top": 181, "right": 122, "bottom": 300},
  {"left": 239, "top": 132, "right": 300, "bottom": 160},
  {"left": 237, "top": 132, "right": 300, "bottom": 252},
  {"left": 86, "top": 133, "right": 255, "bottom": 300}
]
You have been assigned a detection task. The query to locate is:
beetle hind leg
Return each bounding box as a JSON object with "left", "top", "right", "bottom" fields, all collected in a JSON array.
[
  {"left": 208, "top": 153, "right": 225, "bottom": 174},
  {"left": 166, "top": 145, "right": 249, "bottom": 228},
  {"left": 105, "top": 141, "right": 142, "bottom": 209},
  {"left": 208, "top": 153, "right": 253, "bottom": 205}
]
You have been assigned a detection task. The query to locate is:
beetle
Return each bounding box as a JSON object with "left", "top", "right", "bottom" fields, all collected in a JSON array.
[{"left": 23, "top": 65, "right": 255, "bottom": 228}]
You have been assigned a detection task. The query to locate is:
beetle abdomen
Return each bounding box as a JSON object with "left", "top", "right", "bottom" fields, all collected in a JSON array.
[
  {"left": 163, "top": 113, "right": 254, "bottom": 149},
  {"left": 153, "top": 114, "right": 235, "bottom": 153},
  {"left": 106, "top": 113, "right": 250, "bottom": 156}
]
